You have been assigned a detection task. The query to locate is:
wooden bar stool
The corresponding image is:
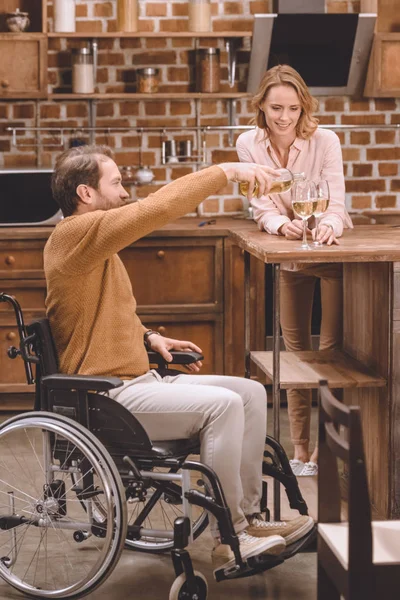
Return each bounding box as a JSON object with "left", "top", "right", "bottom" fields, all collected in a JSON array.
[{"left": 317, "top": 380, "right": 400, "bottom": 600}]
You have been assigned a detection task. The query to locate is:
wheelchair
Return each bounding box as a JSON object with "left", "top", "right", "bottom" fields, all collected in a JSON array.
[{"left": 0, "top": 292, "right": 315, "bottom": 600}]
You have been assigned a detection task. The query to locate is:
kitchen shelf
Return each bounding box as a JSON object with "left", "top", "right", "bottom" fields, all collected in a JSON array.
[
  {"left": 48, "top": 92, "right": 250, "bottom": 100},
  {"left": 47, "top": 31, "right": 252, "bottom": 38},
  {"left": 250, "top": 349, "right": 386, "bottom": 389}
]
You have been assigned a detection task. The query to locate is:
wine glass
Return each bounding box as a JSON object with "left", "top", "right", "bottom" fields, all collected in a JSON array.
[
  {"left": 313, "top": 180, "right": 330, "bottom": 247},
  {"left": 292, "top": 180, "right": 317, "bottom": 250}
]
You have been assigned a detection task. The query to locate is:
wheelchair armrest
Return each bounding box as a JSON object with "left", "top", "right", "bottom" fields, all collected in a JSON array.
[
  {"left": 41, "top": 373, "right": 123, "bottom": 392},
  {"left": 147, "top": 350, "right": 204, "bottom": 367}
]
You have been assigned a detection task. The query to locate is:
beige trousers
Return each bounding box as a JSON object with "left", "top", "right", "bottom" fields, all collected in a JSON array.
[
  {"left": 280, "top": 264, "right": 343, "bottom": 445},
  {"left": 107, "top": 371, "right": 267, "bottom": 537}
]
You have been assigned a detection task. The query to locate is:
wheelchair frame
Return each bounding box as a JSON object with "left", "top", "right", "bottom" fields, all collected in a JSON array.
[{"left": 0, "top": 292, "right": 314, "bottom": 600}]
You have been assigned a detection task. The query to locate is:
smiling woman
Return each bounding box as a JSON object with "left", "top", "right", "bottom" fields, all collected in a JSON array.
[{"left": 236, "top": 64, "right": 353, "bottom": 476}]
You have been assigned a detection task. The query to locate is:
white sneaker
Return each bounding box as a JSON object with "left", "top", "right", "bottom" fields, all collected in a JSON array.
[
  {"left": 298, "top": 461, "right": 318, "bottom": 476},
  {"left": 212, "top": 530, "right": 286, "bottom": 570},
  {"left": 289, "top": 459, "right": 305, "bottom": 476}
]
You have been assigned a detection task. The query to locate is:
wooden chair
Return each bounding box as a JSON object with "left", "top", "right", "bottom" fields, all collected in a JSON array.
[{"left": 318, "top": 380, "right": 400, "bottom": 600}]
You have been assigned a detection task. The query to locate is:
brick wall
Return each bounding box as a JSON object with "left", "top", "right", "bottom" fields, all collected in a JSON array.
[{"left": 1, "top": 0, "right": 399, "bottom": 216}]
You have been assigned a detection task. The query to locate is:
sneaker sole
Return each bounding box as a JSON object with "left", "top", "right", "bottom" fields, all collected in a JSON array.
[
  {"left": 285, "top": 516, "right": 314, "bottom": 545},
  {"left": 212, "top": 535, "right": 286, "bottom": 571}
]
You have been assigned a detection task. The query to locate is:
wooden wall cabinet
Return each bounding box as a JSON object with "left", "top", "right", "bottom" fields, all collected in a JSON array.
[
  {"left": 364, "top": 33, "right": 400, "bottom": 97},
  {"left": 0, "top": 222, "right": 265, "bottom": 410}
]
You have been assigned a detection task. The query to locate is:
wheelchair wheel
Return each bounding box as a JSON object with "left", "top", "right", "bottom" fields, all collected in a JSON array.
[
  {"left": 169, "top": 571, "right": 208, "bottom": 600},
  {"left": 125, "top": 466, "right": 209, "bottom": 553},
  {"left": 0, "top": 412, "right": 127, "bottom": 600}
]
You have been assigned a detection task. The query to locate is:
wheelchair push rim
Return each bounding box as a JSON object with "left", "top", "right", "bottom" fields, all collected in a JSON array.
[{"left": 0, "top": 413, "right": 127, "bottom": 599}]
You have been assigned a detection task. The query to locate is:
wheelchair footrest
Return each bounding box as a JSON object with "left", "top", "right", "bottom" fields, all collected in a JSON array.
[
  {"left": 278, "top": 525, "right": 317, "bottom": 560},
  {"left": 214, "top": 554, "right": 284, "bottom": 582}
]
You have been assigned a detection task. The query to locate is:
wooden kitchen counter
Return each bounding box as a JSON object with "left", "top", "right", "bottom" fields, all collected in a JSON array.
[{"left": 228, "top": 223, "right": 400, "bottom": 520}]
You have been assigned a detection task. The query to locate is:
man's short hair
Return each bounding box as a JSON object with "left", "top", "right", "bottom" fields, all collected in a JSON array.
[{"left": 52, "top": 144, "right": 114, "bottom": 217}]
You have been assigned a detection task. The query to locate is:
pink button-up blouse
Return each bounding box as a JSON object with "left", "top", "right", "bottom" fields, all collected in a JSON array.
[{"left": 236, "top": 127, "right": 353, "bottom": 238}]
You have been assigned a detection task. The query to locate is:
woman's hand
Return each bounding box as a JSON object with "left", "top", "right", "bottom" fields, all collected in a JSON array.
[
  {"left": 147, "top": 334, "right": 203, "bottom": 373},
  {"left": 279, "top": 220, "right": 311, "bottom": 240},
  {"left": 219, "top": 162, "right": 277, "bottom": 201},
  {"left": 313, "top": 224, "right": 339, "bottom": 246}
]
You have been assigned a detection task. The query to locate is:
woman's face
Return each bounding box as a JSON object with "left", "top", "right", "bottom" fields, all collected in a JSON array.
[{"left": 260, "top": 84, "right": 302, "bottom": 139}]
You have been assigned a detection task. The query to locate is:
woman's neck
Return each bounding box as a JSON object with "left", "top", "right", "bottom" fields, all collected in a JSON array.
[{"left": 269, "top": 133, "right": 296, "bottom": 168}]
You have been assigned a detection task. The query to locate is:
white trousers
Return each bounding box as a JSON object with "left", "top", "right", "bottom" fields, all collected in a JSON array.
[{"left": 107, "top": 370, "right": 267, "bottom": 536}]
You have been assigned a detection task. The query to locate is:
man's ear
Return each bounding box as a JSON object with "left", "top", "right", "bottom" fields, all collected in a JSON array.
[{"left": 76, "top": 184, "right": 94, "bottom": 206}]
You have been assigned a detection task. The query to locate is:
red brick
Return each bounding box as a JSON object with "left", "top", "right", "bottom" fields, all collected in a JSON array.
[
  {"left": 375, "top": 130, "right": 395, "bottom": 144},
  {"left": 202, "top": 199, "right": 219, "bottom": 213},
  {"left": 96, "top": 102, "right": 115, "bottom": 117},
  {"left": 351, "top": 195, "right": 372, "bottom": 209},
  {"left": 211, "top": 149, "right": 239, "bottom": 163},
  {"left": 133, "top": 51, "right": 178, "bottom": 65},
  {"left": 94, "top": 2, "right": 113, "bottom": 17},
  {"left": 250, "top": 1, "right": 271, "bottom": 15},
  {"left": 324, "top": 98, "right": 345, "bottom": 112},
  {"left": 121, "top": 136, "right": 140, "bottom": 148},
  {"left": 144, "top": 103, "right": 167, "bottom": 116},
  {"left": 223, "top": 2, "right": 243, "bottom": 15},
  {"left": 0, "top": 140, "right": 10, "bottom": 152},
  {"left": 390, "top": 180, "right": 400, "bottom": 192},
  {"left": 166, "top": 67, "right": 190, "bottom": 82},
  {"left": 136, "top": 183, "right": 163, "bottom": 197},
  {"left": 48, "top": 52, "right": 71, "bottom": 68},
  {"left": 120, "top": 38, "right": 142, "bottom": 49},
  {"left": 213, "top": 19, "right": 253, "bottom": 31},
  {"left": 353, "top": 164, "right": 373, "bottom": 177},
  {"left": 97, "top": 118, "right": 132, "bottom": 128},
  {"left": 341, "top": 114, "right": 385, "bottom": 125},
  {"left": 96, "top": 68, "right": 109, "bottom": 83},
  {"left": 376, "top": 195, "right": 397, "bottom": 208},
  {"left": 327, "top": 2, "right": 350, "bottom": 13},
  {"left": 342, "top": 148, "right": 361, "bottom": 161},
  {"left": 379, "top": 163, "right": 398, "bottom": 176},
  {"left": 98, "top": 53, "right": 125, "bottom": 66},
  {"left": 114, "top": 151, "right": 156, "bottom": 165},
  {"left": 98, "top": 39, "right": 116, "bottom": 51},
  {"left": 119, "top": 102, "right": 140, "bottom": 116},
  {"left": 146, "top": 2, "right": 167, "bottom": 17},
  {"left": 66, "top": 103, "right": 88, "bottom": 118},
  {"left": 75, "top": 4, "right": 88, "bottom": 17},
  {"left": 4, "top": 153, "right": 36, "bottom": 167},
  {"left": 40, "top": 104, "right": 61, "bottom": 119},
  {"left": 170, "top": 102, "right": 192, "bottom": 115},
  {"left": 0, "top": 104, "right": 9, "bottom": 119},
  {"left": 145, "top": 38, "right": 167, "bottom": 49},
  {"left": 172, "top": 3, "right": 189, "bottom": 17},
  {"left": 48, "top": 38, "right": 62, "bottom": 51},
  {"left": 349, "top": 100, "right": 372, "bottom": 111},
  {"left": 170, "top": 167, "right": 194, "bottom": 179},
  {"left": 224, "top": 196, "right": 243, "bottom": 211},
  {"left": 367, "top": 147, "right": 400, "bottom": 160},
  {"left": 350, "top": 131, "right": 370, "bottom": 145},
  {"left": 316, "top": 115, "right": 335, "bottom": 125},
  {"left": 375, "top": 99, "right": 397, "bottom": 111},
  {"left": 12, "top": 104, "right": 34, "bottom": 119},
  {"left": 160, "top": 19, "right": 189, "bottom": 32},
  {"left": 345, "top": 179, "right": 386, "bottom": 193},
  {"left": 76, "top": 20, "right": 103, "bottom": 33}
]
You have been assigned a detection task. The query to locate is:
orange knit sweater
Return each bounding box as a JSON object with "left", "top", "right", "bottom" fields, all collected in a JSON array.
[{"left": 44, "top": 165, "right": 227, "bottom": 378}]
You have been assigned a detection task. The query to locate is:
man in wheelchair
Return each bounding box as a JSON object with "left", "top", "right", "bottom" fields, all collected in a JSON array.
[{"left": 44, "top": 144, "right": 313, "bottom": 570}]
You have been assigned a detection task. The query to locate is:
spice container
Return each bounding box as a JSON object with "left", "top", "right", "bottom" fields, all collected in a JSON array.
[
  {"left": 54, "top": 0, "right": 76, "bottom": 33},
  {"left": 199, "top": 48, "right": 220, "bottom": 93},
  {"left": 137, "top": 67, "right": 160, "bottom": 93},
  {"left": 72, "top": 48, "right": 94, "bottom": 94},
  {"left": 188, "top": 0, "right": 211, "bottom": 32},
  {"left": 117, "top": 0, "right": 138, "bottom": 32}
]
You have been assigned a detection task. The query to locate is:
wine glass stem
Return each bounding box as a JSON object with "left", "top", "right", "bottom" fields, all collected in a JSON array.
[
  {"left": 315, "top": 216, "right": 319, "bottom": 241},
  {"left": 302, "top": 218, "right": 308, "bottom": 248}
]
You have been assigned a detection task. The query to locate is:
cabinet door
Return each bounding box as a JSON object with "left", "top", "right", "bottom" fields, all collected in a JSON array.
[
  {"left": 0, "top": 34, "right": 47, "bottom": 97},
  {"left": 140, "top": 313, "right": 223, "bottom": 374},
  {"left": 120, "top": 238, "right": 223, "bottom": 313}
]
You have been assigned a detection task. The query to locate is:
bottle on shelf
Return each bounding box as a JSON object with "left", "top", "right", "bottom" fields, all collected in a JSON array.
[
  {"left": 239, "top": 168, "right": 305, "bottom": 197},
  {"left": 199, "top": 48, "right": 220, "bottom": 93},
  {"left": 188, "top": 0, "right": 211, "bottom": 32},
  {"left": 117, "top": 0, "right": 139, "bottom": 32},
  {"left": 72, "top": 47, "right": 94, "bottom": 94},
  {"left": 54, "top": 0, "right": 76, "bottom": 33}
]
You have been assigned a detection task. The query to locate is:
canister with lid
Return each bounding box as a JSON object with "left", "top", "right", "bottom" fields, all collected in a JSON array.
[
  {"left": 188, "top": 0, "right": 211, "bottom": 32},
  {"left": 72, "top": 47, "right": 94, "bottom": 94},
  {"left": 137, "top": 67, "right": 160, "bottom": 93},
  {"left": 199, "top": 48, "right": 220, "bottom": 93}
]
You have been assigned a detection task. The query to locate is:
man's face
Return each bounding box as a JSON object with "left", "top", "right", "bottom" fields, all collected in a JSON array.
[{"left": 91, "top": 158, "right": 130, "bottom": 210}]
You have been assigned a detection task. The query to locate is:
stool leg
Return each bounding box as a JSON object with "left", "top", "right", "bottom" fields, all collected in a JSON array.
[{"left": 318, "top": 562, "right": 340, "bottom": 600}]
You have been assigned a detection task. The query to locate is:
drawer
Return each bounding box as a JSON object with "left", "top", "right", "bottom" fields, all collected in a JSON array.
[
  {"left": 0, "top": 243, "right": 45, "bottom": 279},
  {"left": 0, "top": 281, "right": 46, "bottom": 313},
  {"left": 120, "top": 238, "right": 223, "bottom": 311},
  {"left": 0, "top": 324, "right": 29, "bottom": 385},
  {"left": 140, "top": 313, "right": 223, "bottom": 375}
]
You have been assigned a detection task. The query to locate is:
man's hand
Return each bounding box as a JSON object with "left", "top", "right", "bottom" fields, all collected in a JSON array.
[
  {"left": 279, "top": 220, "right": 311, "bottom": 240},
  {"left": 147, "top": 334, "right": 203, "bottom": 373},
  {"left": 219, "top": 162, "right": 277, "bottom": 201},
  {"left": 313, "top": 224, "right": 339, "bottom": 246}
]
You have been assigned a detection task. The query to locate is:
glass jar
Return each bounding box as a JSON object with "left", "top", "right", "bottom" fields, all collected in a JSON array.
[
  {"left": 72, "top": 48, "right": 94, "bottom": 94},
  {"left": 117, "top": 0, "right": 138, "bottom": 32},
  {"left": 188, "top": 0, "right": 211, "bottom": 32},
  {"left": 137, "top": 67, "right": 160, "bottom": 93},
  {"left": 199, "top": 48, "right": 220, "bottom": 93}
]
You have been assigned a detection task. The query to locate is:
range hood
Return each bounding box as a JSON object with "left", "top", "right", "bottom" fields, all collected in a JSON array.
[{"left": 247, "top": 12, "right": 376, "bottom": 96}]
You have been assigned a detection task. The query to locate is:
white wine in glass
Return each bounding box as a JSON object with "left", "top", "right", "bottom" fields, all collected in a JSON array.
[
  {"left": 313, "top": 180, "right": 330, "bottom": 247},
  {"left": 292, "top": 180, "right": 318, "bottom": 250}
]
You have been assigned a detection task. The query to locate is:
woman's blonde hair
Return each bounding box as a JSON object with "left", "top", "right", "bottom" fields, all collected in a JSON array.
[{"left": 251, "top": 64, "right": 319, "bottom": 140}]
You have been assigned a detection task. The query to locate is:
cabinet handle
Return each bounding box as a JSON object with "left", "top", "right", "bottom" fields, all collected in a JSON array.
[
  {"left": 156, "top": 250, "right": 165, "bottom": 259},
  {"left": 157, "top": 326, "right": 166, "bottom": 335},
  {"left": 1, "top": 79, "right": 9, "bottom": 88},
  {"left": 6, "top": 332, "right": 16, "bottom": 341},
  {"left": 5, "top": 255, "right": 15, "bottom": 266}
]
